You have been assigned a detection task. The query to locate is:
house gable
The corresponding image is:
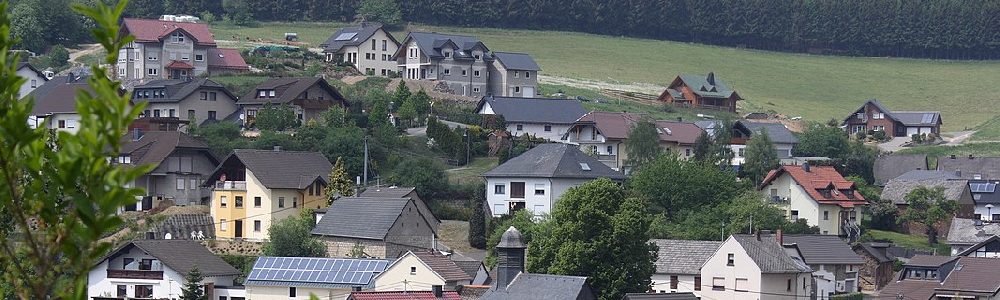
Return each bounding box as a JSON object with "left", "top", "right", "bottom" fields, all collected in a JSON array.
[{"left": 373, "top": 252, "right": 446, "bottom": 291}]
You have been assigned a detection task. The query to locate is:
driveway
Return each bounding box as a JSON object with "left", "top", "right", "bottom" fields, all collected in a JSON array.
[
  {"left": 877, "top": 137, "right": 911, "bottom": 152},
  {"left": 942, "top": 131, "right": 975, "bottom": 145}
]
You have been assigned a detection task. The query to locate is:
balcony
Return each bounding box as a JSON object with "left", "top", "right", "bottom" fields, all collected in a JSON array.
[
  {"left": 596, "top": 154, "right": 618, "bottom": 169},
  {"left": 214, "top": 181, "right": 246, "bottom": 191},
  {"left": 770, "top": 196, "right": 790, "bottom": 205},
  {"left": 107, "top": 269, "right": 163, "bottom": 280}
]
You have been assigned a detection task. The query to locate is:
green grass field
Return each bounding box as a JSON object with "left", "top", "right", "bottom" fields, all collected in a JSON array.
[
  {"left": 209, "top": 22, "right": 1000, "bottom": 131},
  {"left": 865, "top": 229, "right": 950, "bottom": 255},
  {"left": 445, "top": 157, "right": 497, "bottom": 185},
  {"left": 971, "top": 115, "right": 1000, "bottom": 141},
  {"left": 896, "top": 142, "right": 1000, "bottom": 157}
]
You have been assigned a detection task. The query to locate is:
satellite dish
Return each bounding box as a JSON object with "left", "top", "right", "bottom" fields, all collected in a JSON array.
[{"left": 164, "top": 233, "right": 172, "bottom": 240}]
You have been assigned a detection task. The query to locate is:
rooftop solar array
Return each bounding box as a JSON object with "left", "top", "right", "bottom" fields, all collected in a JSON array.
[
  {"left": 921, "top": 113, "right": 935, "bottom": 124},
  {"left": 247, "top": 257, "right": 389, "bottom": 285},
  {"left": 334, "top": 32, "right": 358, "bottom": 41},
  {"left": 971, "top": 182, "right": 998, "bottom": 193}
]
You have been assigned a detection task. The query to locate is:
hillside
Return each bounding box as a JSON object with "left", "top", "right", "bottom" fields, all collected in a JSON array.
[{"left": 210, "top": 22, "right": 1000, "bottom": 131}]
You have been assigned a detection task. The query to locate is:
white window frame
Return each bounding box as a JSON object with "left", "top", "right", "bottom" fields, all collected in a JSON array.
[
  {"left": 171, "top": 32, "right": 185, "bottom": 43},
  {"left": 176, "top": 178, "right": 185, "bottom": 190},
  {"left": 220, "top": 219, "right": 227, "bottom": 231},
  {"left": 147, "top": 68, "right": 158, "bottom": 76},
  {"left": 494, "top": 184, "right": 506, "bottom": 194}
]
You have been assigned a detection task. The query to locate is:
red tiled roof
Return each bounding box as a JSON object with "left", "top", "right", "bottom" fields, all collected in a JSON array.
[
  {"left": 121, "top": 18, "right": 216, "bottom": 45},
  {"left": 759, "top": 165, "right": 868, "bottom": 208},
  {"left": 349, "top": 291, "right": 462, "bottom": 300},
  {"left": 574, "top": 111, "right": 651, "bottom": 140},
  {"left": 208, "top": 48, "right": 249, "bottom": 71},
  {"left": 164, "top": 61, "right": 195, "bottom": 70}
]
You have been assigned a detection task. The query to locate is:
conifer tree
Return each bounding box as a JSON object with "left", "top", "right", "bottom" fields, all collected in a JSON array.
[
  {"left": 180, "top": 266, "right": 208, "bottom": 300},
  {"left": 326, "top": 156, "right": 355, "bottom": 203}
]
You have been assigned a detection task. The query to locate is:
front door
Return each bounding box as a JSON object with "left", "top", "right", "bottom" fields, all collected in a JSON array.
[{"left": 234, "top": 220, "right": 243, "bottom": 238}]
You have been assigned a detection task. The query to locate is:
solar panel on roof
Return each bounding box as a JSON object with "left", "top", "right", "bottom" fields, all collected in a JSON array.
[
  {"left": 922, "top": 113, "right": 934, "bottom": 124},
  {"left": 334, "top": 32, "right": 357, "bottom": 41}
]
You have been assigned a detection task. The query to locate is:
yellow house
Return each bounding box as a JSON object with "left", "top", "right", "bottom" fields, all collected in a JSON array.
[{"left": 205, "top": 149, "right": 333, "bottom": 241}]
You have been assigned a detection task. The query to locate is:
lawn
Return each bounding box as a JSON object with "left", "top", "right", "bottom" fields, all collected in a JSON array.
[
  {"left": 209, "top": 22, "right": 1000, "bottom": 131},
  {"left": 445, "top": 157, "right": 498, "bottom": 185},
  {"left": 865, "top": 229, "right": 950, "bottom": 255},
  {"left": 896, "top": 142, "right": 1000, "bottom": 158},
  {"left": 970, "top": 115, "right": 1000, "bottom": 141}
]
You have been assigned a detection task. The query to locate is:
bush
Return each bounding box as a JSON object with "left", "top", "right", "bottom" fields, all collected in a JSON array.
[
  {"left": 431, "top": 201, "right": 471, "bottom": 221},
  {"left": 855, "top": 130, "right": 867, "bottom": 141},
  {"left": 830, "top": 292, "right": 864, "bottom": 300},
  {"left": 872, "top": 130, "right": 887, "bottom": 142},
  {"left": 911, "top": 133, "right": 922, "bottom": 142}
]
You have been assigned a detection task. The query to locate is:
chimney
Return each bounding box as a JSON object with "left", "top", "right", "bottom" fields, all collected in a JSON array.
[
  {"left": 969, "top": 154, "right": 974, "bottom": 159},
  {"left": 802, "top": 162, "right": 810, "bottom": 172},
  {"left": 707, "top": 72, "right": 716, "bottom": 85},
  {"left": 754, "top": 230, "right": 761, "bottom": 241},
  {"left": 677, "top": 117, "right": 683, "bottom": 122},
  {"left": 273, "top": 145, "right": 282, "bottom": 151},
  {"left": 204, "top": 282, "right": 215, "bottom": 300},
  {"left": 66, "top": 72, "right": 75, "bottom": 83},
  {"left": 956, "top": 170, "right": 962, "bottom": 177},
  {"left": 432, "top": 285, "right": 443, "bottom": 297},
  {"left": 951, "top": 154, "right": 956, "bottom": 159},
  {"left": 777, "top": 229, "right": 783, "bottom": 245},
  {"left": 495, "top": 226, "right": 527, "bottom": 291}
]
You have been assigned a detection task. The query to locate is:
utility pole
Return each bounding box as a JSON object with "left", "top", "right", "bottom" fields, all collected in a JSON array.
[{"left": 363, "top": 135, "right": 369, "bottom": 186}]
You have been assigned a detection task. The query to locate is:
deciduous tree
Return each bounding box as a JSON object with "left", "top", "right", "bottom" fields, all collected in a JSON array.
[
  {"left": 357, "top": 0, "right": 402, "bottom": 27},
  {"left": 254, "top": 102, "right": 297, "bottom": 131},
  {"left": 897, "top": 186, "right": 958, "bottom": 245},
  {"left": 325, "top": 156, "right": 355, "bottom": 202},
  {"left": 629, "top": 155, "right": 745, "bottom": 219},
  {"left": 741, "top": 127, "right": 780, "bottom": 185},
  {"left": 623, "top": 120, "right": 662, "bottom": 171},
  {"left": 262, "top": 210, "right": 327, "bottom": 257}
]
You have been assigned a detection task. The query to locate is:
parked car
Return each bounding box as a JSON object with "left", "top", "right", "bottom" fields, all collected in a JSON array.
[
  {"left": 575, "top": 96, "right": 589, "bottom": 102},
  {"left": 551, "top": 92, "right": 566, "bottom": 98}
]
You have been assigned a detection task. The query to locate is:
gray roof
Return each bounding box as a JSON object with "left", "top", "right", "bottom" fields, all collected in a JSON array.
[
  {"left": 319, "top": 23, "right": 397, "bottom": 53},
  {"left": 733, "top": 234, "right": 812, "bottom": 274},
  {"left": 207, "top": 149, "right": 332, "bottom": 190},
  {"left": 781, "top": 235, "right": 865, "bottom": 265},
  {"left": 881, "top": 178, "right": 970, "bottom": 205},
  {"left": 453, "top": 260, "right": 484, "bottom": 279},
  {"left": 481, "top": 273, "right": 597, "bottom": 300},
  {"left": 476, "top": 96, "right": 587, "bottom": 125},
  {"left": 742, "top": 121, "right": 798, "bottom": 145},
  {"left": 360, "top": 186, "right": 416, "bottom": 199},
  {"left": 238, "top": 77, "right": 347, "bottom": 105},
  {"left": 938, "top": 156, "right": 1000, "bottom": 180},
  {"left": 132, "top": 78, "right": 236, "bottom": 104},
  {"left": 894, "top": 170, "right": 962, "bottom": 181},
  {"left": 481, "top": 143, "right": 626, "bottom": 180},
  {"left": 622, "top": 293, "right": 699, "bottom": 300},
  {"left": 947, "top": 218, "right": 1000, "bottom": 245},
  {"left": 969, "top": 179, "right": 1000, "bottom": 205},
  {"left": 401, "top": 32, "right": 490, "bottom": 60},
  {"left": 957, "top": 235, "right": 1000, "bottom": 256},
  {"left": 104, "top": 240, "right": 241, "bottom": 277},
  {"left": 492, "top": 52, "right": 541, "bottom": 71},
  {"left": 311, "top": 197, "right": 414, "bottom": 240},
  {"left": 650, "top": 239, "right": 722, "bottom": 275},
  {"left": 893, "top": 111, "right": 941, "bottom": 126},
  {"left": 873, "top": 154, "right": 929, "bottom": 186},
  {"left": 26, "top": 75, "right": 94, "bottom": 116},
  {"left": 854, "top": 242, "right": 932, "bottom": 263}
]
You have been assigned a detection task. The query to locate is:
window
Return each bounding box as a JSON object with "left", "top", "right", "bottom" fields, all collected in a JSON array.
[
  {"left": 220, "top": 297, "right": 228, "bottom": 300},
  {"left": 201, "top": 91, "right": 208, "bottom": 100},
  {"left": 382, "top": 40, "right": 387, "bottom": 51},
  {"left": 148, "top": 53, "right": 158, "bottom": 60},
  {"left": 208, "top": 111, "right": 217, "bottom": 120},
  {"left": 514, "top": 71, "right": 519, "bottom": 78},
  {"left": 787, "top": 279, "right": 792, "bottom": 291},
  {"left": 195, "top": 54, "right": 204, "bottom": 61},
  {"left": 293, "top": 197, "right": 297, "bottom": 208},
  {"left": 258, "top": 90, "right": 266, "bottom": 97},
  {"left": 544, "top": 125, "right": 552, "bottom": 132},
  {"left": 534, "top": 184, "right": 545, "bottom": 196},
  {"left": 824, "top": 211, "right": 829, "bottom": 220},
  {"left": 474, "top": 70, "right": 481, "bottom": 77},
  {"left": 738, "top": 148, "right": 745, "bottom": 157},
  {"left": 803, "top": 277, "right": 806, "bottom": 289},
  {"left": 269, "top": 90, "right": 275, "bottom": 97},
  {"left": 444, "top": 51, "right": 452, "bottom": 58},
  {"left": 278, "top": 197, "right": 285, "bottom": 208},
  {"left": 171, "top": 32, "right": 185, "bottom": 43},
  {"left": 209, "top": 92, "right": 217, "bottom": 101},
  {"left": 410, "top": 266, "right": 417, "bottom": 274},
  {"left": 135, "top": 285, "right": 153, "bottom": 298},
  {"left": 58, "top": 120, "right": 66, "bottom": 128},
  {"left": 188, "top": 110, "right": 195, "bottom": 119},
  {"left": 220, "top": 196, "right": 227, "bottom": 207},
  {"left": 176, "top": 178, "right": 185, "bottom": 190},
  {"left": 235, "top": 196, "right": 244, "bottom": 207},
  {"left": 474, "top": 54, "right": 481, "bottom": 60},
  {"left": 494, "top": 184, "right": 506, "bottom": 194},
  {"left": 686, "top": 149, "right": 691, "bottom": 156},
  {"left": 670, "top": 276, "right": 678, "bottom": 289},
  {"left": 607, "top": 145, "right": 613, "bottom": 154},
  {"left": 308, "top": 184, "right": 314, "bottom": 196},
  {"left": 191, "top": 179, "right": 197, "bottom": 190},
  {"left": 254, "top": 196, "right": 262, "bottom": 207},
  {"left": 473, "top": 87, "right": 480, "bottom": 93},
  {"left": 154, "top": 110, "right": 161, "bottom": 117},
  {"left": 525, "top": 72, "right": 530, "bottom": 78},
  {"left": 712, "top": 277, "right": 725, "bottom": 291},
  {"left": 444, "top": 69, "right": 451, "bottom": 75},
  {"left": 873, "top": 125, "right": 885, "bottom": 131},
  {"left": 735, "top": 278, "right": 748, "bottom": 292},
  {"left": 514, "top": 86, "right": 521, "bottom": 93},
  {"left": 694, "top": 276, "right": 701, "bottom": 291},
  {"left": 371, "top": 39, "right": 376, "bottom": 51},
  {"left": 220, "top": 219, "right": 227, "bottom": 231},
  {"left": 116, "top": 285, "right": 126, "bottom": 297},
  {"left": 148, "top": 68, "right": 158, "bottom": 75},
  {"left": 516, "top": 124, "right": 523, "bottom": 131},
  {"left": 289, "top": 287, "right": 296, "bottom": 298},
  {"left": 791, "top": 210, "right": 799, "bottom": 220},
  {"left": 169, "top": 52, "right": 177, "bottom": 60},
  {"left": 254, "top": 220, "right": 261, "bottom": 232},
  {"left": 462, "top": 69, "right": 467, "bottom": 76},
  {"left": 727, "top": 253, "right": 735, "bottom": 266},
  {"left": 873, "top": 113, "right": 884, "bottom": 119},
  {"left": 169, "top": 109, "right": 176, "bottom": 117},
  {"left": 511, "top": 182, "right": 526, "bottom": 199},
  {"left": 30, "top": 79, "right": 36, "bottom": 88},
  {"left": 181, "top": 53, "right": 190, "bottom": 61}
]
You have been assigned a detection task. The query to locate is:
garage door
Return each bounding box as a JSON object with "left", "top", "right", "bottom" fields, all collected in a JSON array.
[
  {"left": 919, "top": 127, "right": 933, "bottom": 134},
  {"left": 906, "top": 127, "right": 919, "bottom": 136},
  {"left": 523, "top": 87, "right": 535, "bottom": 98}
]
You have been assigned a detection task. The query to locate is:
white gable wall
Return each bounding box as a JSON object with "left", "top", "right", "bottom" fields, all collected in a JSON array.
[
  {"left": 374, "top": 253, "right": 447, "bottom": 291},
  {"left": 507, "top": 122, "right": 571, "bottom": 142},
  {"left": 87, "top": 247, "right": 236, "bottom": 299},
  {"left": 651, "top": 273, "right": 700, "bottom": 295}
]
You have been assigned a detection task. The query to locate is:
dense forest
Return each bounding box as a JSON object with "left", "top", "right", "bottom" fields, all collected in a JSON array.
[{"left": 13, "top": 0, "right": 1000, "bottom": 59}]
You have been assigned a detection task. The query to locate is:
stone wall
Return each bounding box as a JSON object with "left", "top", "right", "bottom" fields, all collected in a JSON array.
[
  {"left": 203, "top": 240, "right": 263, "bottom": 256},
  {"left": 319, "top": 236, "right": 388, "bottom": 258}
]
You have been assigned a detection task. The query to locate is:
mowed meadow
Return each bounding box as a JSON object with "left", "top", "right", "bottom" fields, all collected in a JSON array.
[{"left": 211, "top": 22, "right": 1000, "bottom": 131}]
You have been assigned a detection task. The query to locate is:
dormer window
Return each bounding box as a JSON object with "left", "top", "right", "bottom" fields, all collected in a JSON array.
[
  {"left": 444, "top": 51, "right": 452, "bottom": 58},
  {"left": 845, "top": 190, "right": 855, "bottom": 199},
  {"left": 821, "top": 189, "right": 832, "bottom": 198},
  {"left": 258, "top": 89, "right": 276, "bottom": 98},
  {"left": 171, "top": 32, "right": 185, "bottom": 43},
  {"left": 474, "top": 54, "right": 481, "bottom": 60}
]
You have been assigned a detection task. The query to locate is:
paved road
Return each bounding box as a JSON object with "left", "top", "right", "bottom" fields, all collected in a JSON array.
[{"left": 877, "top": 137, "right": 911, "bottom": 152}]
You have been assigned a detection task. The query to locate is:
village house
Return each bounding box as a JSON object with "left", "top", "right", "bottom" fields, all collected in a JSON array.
[
  {"left": 649, "top": 239, "right": 722, "bottom": 295},
  {"left": 740, "top": 121, "right": 798, "bottom": 162},
  {"left": 969, "top": 179, "right": 1000, "bottom": 221},
  {"left": 480, "top": 227, "right": 598, "bottom": 300},
  {"left": 394, "top": 32, "right": 492, "bottom": 97},
  {"left": 881, "top": 170, "right": 976, "bottom": 233},
  {"left": 311, "top": 197, "right": 437, "bottom": 258},
  {"left": 562, "top": 112, "right": 704, "bottom": 170},
  {"left": 851, "top": 242, "right": 931, "bottom": 291},
  {"left": 204, "top": 149, "right": 332, "bottom": 241},
  {"left": 758, "top": 164, "right": 869, "bottom": 238},
  {"left": 117, "top": 130, "right": 219, "bottom": 209},
  {"left": 873, "top": 154, "right": 929, "bottom": 187},
  {"left": 699, "top": 232, "right": 813, "bottom": 300},
  {"left": 238, "top": 77, "right": 348, "bottom": 127},
  {"left": 956, "top": 235, "right": 1000, "bottom": 258},
  {"left": 244, "top": 256, "right": 390, "bottom": 300},
  {"left": 937, "top": 155, "right": 1000, "bottom": 181},
  {"left": 26, "top": 74, "right": 98, "bottom": 133},
  {"left": 373, "top": 251, "right": 472, "bottom": 291},
  {"left": 117, "top": 16, "right": 247, "bottom": 81},
  {"left": 781, "top": 234, "right": 864, "bottom": 298},
  {"left": 657, "top": 72, "right": 743, "bottom": 112},
  {"left": 132, "top": 78, "right": 238, "bottom": 126},
  {"left": 320, "top": 23, "right": 400, "bottom": 76},
  {"left": 482, "top": 143, "right": 626, "bottom": 217},
  {"left": 878, "top": 255, "right": 1000, "bottom": 300},
  {"left": 488, "top": 52, "right": 540, "bottom": 97},
  {"left": 841, "top": 99, "right": 942, "bottom": 137},
  {"left": 621, "top": 293, "right": 699, "bottom": 300},
  {"left": 475, "top": 95, "right": 587, "bottom": 142},
  {"left": 694, "top": 120, "right": 753, "bottom": 165},
  {"left": 16, "top": 62, "right": 46, "bottom": 99},
  {"left": 947, "top": 218, "right": 1000, "bottom": 255},
  {"left": 87, "top": 240, "right": 244, "bottom": 300},
  {"left": 359, "top": 186, "right": 441, "bottom": 233},
  {"left": 348, "top": 290, "right": 462, "bottom": 300}
]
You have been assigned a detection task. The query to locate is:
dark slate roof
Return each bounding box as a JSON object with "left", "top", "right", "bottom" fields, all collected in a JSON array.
[
  {"left": 481, "top": 143, "right": 626, "bottom": 180},
  {"left": 938, "top": 257, "right": 1000, "bottom": 295},
  {"left": 26, "top": 75, "right": 94, "bottom": 116},
  {"left": 480, "top": 273, "right": 596, "bottom": 300},
  {"left": 238, "top": 77, "right": 347, "bottom": 105},
  {"left": 105, "top": 240, "right": 240, "bottom": 277},
  {"left": 621, "top": 293, "right": 699, "bottom": 300},
  {"left": 17, "top": 62, "right": 47, "bottom": 79},
  {"left": 311, "top": 197, "right": 413, "bottom": 240},
  {"left": 320, "top": 23, "right": 397, "bottom": 53},
  {"left": 733, "top": 234, "right": 812, "bottom": 274},
  {"left": 349, "top": 291, "right": 462, "bottom": 300},
  {"left": 151, "top": 214, "right": 216, "bottom": 240},
  {"left": 452, "top": 260, "right": 483, "bottom": 279},
  {"left": 741, "top": 121, "right": 798, "bottom": 144},
  {"left": 781, "top": 235, "right": 865, "bottom": 265},
  {"left": 853, "top": 243, "right": 893, "bottom": 263},
  {"left": 906, "top": 255, "right": 958, "bottom": 267},
  {"left": 132, "top": 78, "right": 237, "bottom": 104},
  {"left": 881, "top": 178, "right": 969, "bottom": 205},
  {"left": 360, "top": 187, "right": 416, "bottom": 199},
  {"left": 969, "top": 179, "right": 1000, "bottom": 205},
  {"left": 842, "top": 99, "right": 941, "bottom": 127},
  {"left": 208, "top": 149, "right": 332, "bottom": 190},
  {"left": 874, "top": 154, "right": 929, "bottom": 186},
  {"left": 400, "top": 32, "right": 490, "bottom": 60},
  {"left": 119, "top": 131, "right": 216, "bottom": 168},
  {"left": 894, "top": 170, "right": 962, "bottom": 181},
  {"left": 492, "top": 52, "right": 541, "bottom": 71},
  {"left": 947, "top": 218, "right": 1000, "bottom": 245},
  {"left": 650, "top": 239, "right": 722, "bottom": 275},
  {"left": 476, "top": 96, "right": 587, "bottom": 125},
  {"left": 957, "top": 235, "right": 1000, "bottom": 256},
  {"left": 937, "top": 156, "right": 1000, "bottom": 180}
]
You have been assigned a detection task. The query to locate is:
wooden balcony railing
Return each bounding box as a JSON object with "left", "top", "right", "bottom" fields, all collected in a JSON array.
[{"left": 107, "top": 269, "right": 163, "bottom": 280}]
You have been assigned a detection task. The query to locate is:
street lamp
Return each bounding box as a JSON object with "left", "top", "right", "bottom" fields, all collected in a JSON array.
[
  {"left": 463, "top": 131, "right": 470, "bottom": 166},
  {"left": 987, "top": 204, "right": 994, "bottom": 222}
]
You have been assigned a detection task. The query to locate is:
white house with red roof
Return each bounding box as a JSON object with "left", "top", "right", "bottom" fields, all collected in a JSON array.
[
  {"left": 758, "top": 164, "right": 868, "bottom": 239},
  {"left": 117, "top": 16, "right": 247, "bottom": 81}
]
